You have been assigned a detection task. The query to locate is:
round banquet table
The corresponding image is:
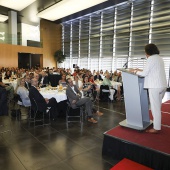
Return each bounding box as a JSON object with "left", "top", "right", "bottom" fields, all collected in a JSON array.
[
  {"left": 40, "top": 88, "right": 67, "bottom": 103},
  {"left": 3, "top": 79, "right": 18, "bottom": 90}
]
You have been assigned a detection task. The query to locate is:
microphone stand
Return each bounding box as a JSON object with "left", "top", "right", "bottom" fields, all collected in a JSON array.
[{"left": 122, "top": 58, "right": 146, "bottom": 69}]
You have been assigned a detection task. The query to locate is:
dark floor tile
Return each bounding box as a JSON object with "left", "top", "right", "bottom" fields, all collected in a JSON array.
[
  {"left": 59, "top": 127, "right": 103, "bottom": 149},
  {"left": 37, "top": 132, "right": 86, "bottom": 160},
  {"left": 65, "top": 150, "right": 113, "bottom": 170},
  {"left": 25, "top": 126, "right": 57, "bottom": 137},
  {"left": 10, "top": 142, "right": 61, "bottom": 170},
  {"left": 38, "top": 161, "right": 74, "bottom": 170},
  {"left": 0, "top": 147, "right": 26, "bottom": 170},
  {"left": 0, "top": 136, "right": 7, "bottom": 146}
]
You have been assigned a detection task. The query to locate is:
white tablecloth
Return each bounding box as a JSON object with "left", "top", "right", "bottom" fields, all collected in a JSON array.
[
  {"left": 3, "top": 79, "right": 18, "bottom": 90},
  {"left": 95, "top": 81, "right": 122, "bottom": 90},
  {"left": 40, "top": 89, "right": 67, "bottom": 103}
]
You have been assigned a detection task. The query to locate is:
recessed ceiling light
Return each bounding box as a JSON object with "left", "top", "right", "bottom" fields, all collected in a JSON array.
[
  {"left": 37, "top": 0, "right": 108, "bottom": 21},
  {"left": 0, "top": 14, "right": 8, "bottom": 22},
  {"left": 0, "top": 0, "right": 36, "bottom": 11}
]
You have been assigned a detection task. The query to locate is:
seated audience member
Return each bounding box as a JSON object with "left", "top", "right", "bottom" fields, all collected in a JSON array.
[
  {"left": 111, "top": 70, "right": 118, "bottom": 81},
  {"left": 24, "top": 75, "right": 31, "bottom": 90},
  {"left": 116, "top": 72, "right": 122, "bottom": 83},
  {"left": 58, "top": 74, "right": 67, "bottom": 87},
  {"left": 66, "top": 78, "right": 102, "bottom": 123},
  {"left": 102, "top": 73, "right": 116, "bottom": 101},
  {"left": 29, "top": 78, "right": 58, "bottom": 119},
  {"left": 82, "top": 76, "right": 102, "bottom": 114},
  {"left": 116, "top": 72, "right": 123, "bottom": 96},
  {"left": 17, "top": 78, "right": 31, "bottom": 107},
  {"left": 94, "top": 71, "right": 103, "bottom": 81},
  {"left": 15, "top": 69, "right": 22, "bottom": 78},
  {"left": 102, "top": 74, "right": 112, "bottom": 87},
  {"left": 89, "top": 75, "right": 100, "bottom": 100},
  {"left": 77, "top": 73, "right": 83, "bottom": 82},
  {"left": 0, "top": 73, "right": 14, "bottom": 101},
  {"left": 34, "top": 73, "right": 41, "bottom": 86},
  {"left": 82, "top": 76, "right": 93, "bottom": 100},
  {"left": 0, "top": 86, "right": 8, "bottom": 116},
  {"left": 39, "top": 71, "right": 49, "bottom": 88},
  {"left": 72, "top": 70, "right": 77, "bottom": 77},
  {"left": 93, "top": 70, "right": 96, "bottom": 76},
  {"left": 29, "top": 72, "right": 34, "bottom": 79},
  {"left": 73, "top": 76, "right": 83, "bottom": 90},
  {"left": 4, "top": 70, "right": 11, "bottom": 79},
  {"left": 110, "top": 71, "right": 121, "bottom": 100}
]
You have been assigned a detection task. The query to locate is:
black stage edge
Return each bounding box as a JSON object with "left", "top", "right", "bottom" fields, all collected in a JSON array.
[{"left": 102, "top": 133, "right": 170, "bottom": 170}]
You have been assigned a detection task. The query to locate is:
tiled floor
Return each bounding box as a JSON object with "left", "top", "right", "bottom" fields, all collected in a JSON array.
[{"left": 0, "top": 92, "right": 170, "bottom": 170}]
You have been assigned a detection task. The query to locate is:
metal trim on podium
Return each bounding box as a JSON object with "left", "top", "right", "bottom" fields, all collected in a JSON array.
[{"left": 118, "top": 68, "right": 152, "bottom": 130}]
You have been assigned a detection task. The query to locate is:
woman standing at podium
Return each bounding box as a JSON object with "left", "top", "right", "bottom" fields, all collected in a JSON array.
[{"left": 133, "top": 43, "right": 167, "bottom": 133}]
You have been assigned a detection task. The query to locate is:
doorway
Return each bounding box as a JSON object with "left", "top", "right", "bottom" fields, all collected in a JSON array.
[{"left": 18, "top": 53, "right": 42, "bottom": 69}]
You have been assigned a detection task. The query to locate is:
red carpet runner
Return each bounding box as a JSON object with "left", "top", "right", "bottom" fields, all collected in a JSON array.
[{"left": 110, "top": 158, "right": 153, "bottom": 170}]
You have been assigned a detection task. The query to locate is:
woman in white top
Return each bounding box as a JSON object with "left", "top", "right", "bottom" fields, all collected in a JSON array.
[
  {"left": 17, "top": 78, "right": 31, "bottom": 107},
  {"left": 133, "top": 44, "right": 167, "bottom": 133}
]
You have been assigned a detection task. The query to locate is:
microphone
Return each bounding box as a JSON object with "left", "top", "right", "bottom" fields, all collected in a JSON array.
[{"left": 123, "top": 57, "right": 146, "bottom": 69}]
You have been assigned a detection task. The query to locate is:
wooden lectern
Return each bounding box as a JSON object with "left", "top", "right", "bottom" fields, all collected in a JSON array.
[{"left": 118, "top": 69, "right": 152, "bottom": 130}]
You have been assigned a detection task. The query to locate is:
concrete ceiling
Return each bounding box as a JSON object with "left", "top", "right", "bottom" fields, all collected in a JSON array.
[{"left": 0, "top": 0, "right": 127, "bottom": 26}]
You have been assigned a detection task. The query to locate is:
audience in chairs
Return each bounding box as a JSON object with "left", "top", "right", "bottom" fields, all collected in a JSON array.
[
  {"left": 24, "top": 75, "right": 31, "bottom": 90},
  {"left": 82, "top": 76, "right": 94, "bottom": 100},
  {"left": 111, "top": 70, "right": 118, "bottom": 82},
  {"left": 94, "top": 71, "right": 103, "bottom": 81},
  {"left": 29, "top": 78, "right": 58, "bottom": 119},
  {"left": 4, "top": 70, "right": 12, "bottom": 79},
  {"left": 102, "top": 73, "right": 116, "bottom": 101},
  {"left": 58, "top": 74, "right": 67, "bottom": 87},
  {"left": 66, "top": 78, "right": 103, "bottom": 124},
  {"left": 0, "top": 72, "right": 14, "bottom": 102},
  {"left": 38, "top": 71, "right": 49, "bottom": 88},
  {"left": 16, "top": 78, "right": 31, "bottom": 107},
  {"left": 73, "top": 75, "right": 83, "bottom": 91}
]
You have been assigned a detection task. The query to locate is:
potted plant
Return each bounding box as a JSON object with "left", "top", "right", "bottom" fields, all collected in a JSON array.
[{"left": 54, "top": 50, "right": 66, "bottom": 63}]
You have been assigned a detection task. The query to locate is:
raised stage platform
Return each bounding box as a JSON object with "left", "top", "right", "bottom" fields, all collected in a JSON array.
[{"left": 102, "top": 100, "right": 170, "bottom": 170}]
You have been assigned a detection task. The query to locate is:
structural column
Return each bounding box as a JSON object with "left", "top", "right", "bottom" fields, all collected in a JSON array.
[{"left": 8, "top": 11, "right": 17, "bottom": 45}]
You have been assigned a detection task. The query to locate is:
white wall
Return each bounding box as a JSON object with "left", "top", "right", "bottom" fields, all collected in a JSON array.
[{"left": 21, "top": 23, "right": 40, "bottom": 46}]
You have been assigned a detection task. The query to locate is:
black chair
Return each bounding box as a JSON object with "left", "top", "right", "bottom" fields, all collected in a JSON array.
[
  {"left": 29, "top": 98, "right": 51, "bottom": 127},
  {"left": 99, "top": 85, "right": 110, "bottom": 101},
  {"left": 11, "top": 94, "right": 30, "bottom": 121},
  {"left": 66, "top": 97, "right": 84, "bottom": 130}
]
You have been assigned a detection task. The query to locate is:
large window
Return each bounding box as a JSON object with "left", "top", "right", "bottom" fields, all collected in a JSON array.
[{"left": 62, "top": 0, "right": 170, "bottom": 83}]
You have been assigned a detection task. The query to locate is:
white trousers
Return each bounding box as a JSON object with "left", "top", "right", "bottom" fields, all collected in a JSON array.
[{"left": 148, "top": 87, "right": 166, "bottom": 130}]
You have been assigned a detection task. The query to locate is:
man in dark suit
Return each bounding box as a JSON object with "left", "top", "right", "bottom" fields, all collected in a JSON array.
[
  {"left": 0, "top": 87, "right": 8, "bottom": 116},
  {"left": 66, "top": 78, "right": 98, "bottom": 123},
  {"left": 94, "top": 71, "right": 103, "bottom": 81},
  {"left": 39, "top": 71, "right": 49, "bottom": 87},
  {"left": 29, "top": 78, "right": 58, "bottom": 119},
  {"left": 24, "top": 75, "right": 31, "bottom": 90}
]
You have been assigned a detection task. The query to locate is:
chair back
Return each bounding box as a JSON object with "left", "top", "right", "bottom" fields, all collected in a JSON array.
[
  {"left": 99, "top": 85, "right": 110, "bottom": 101},
  {"left": 30, "top": 98, "right": 38, "bottom": 112},
  {"left": 100, "top": 85, "right": 109, "bottom": 91}
]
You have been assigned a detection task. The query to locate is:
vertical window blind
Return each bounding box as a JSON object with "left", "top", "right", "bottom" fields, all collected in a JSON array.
[{"left": 62, "top": 0, "right": 170, "bottom": 83}]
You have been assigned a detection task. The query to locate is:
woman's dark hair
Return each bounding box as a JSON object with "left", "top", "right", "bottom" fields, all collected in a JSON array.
[
  {"left": 145, "top": 43, "right": 160, "bottom": 56},
  {"left": 83, "top": 76, "right": 89, "bottom": 83}
]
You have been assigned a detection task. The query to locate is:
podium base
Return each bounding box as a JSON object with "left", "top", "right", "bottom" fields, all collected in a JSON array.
[{"left": 119, "top": 119, "right": 153, "bottom": 131}]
